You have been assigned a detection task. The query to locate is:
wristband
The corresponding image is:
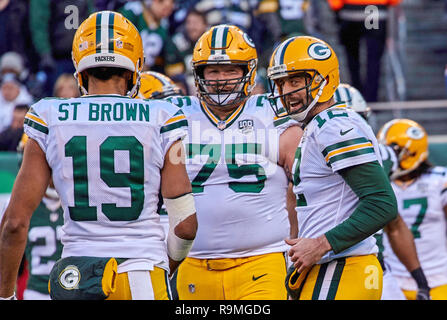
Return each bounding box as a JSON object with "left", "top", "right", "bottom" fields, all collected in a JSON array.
[
  {"left": 411, "top": 267, "right": 429, "bottom": 289},
  {"left": 167, "top": 231, "right": 194, "bottom": 262},
  {"left": 164, "top": 193, "right": 196, "bottom": 262}
]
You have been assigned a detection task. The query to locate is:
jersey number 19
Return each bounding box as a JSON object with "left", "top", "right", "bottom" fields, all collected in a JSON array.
[{"left": 65, "top": 135, "right": 144, "bottom": 221}]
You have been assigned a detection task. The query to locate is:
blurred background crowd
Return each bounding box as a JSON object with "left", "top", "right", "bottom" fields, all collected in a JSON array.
[{"left": 1, "top": 0, "right": 447, "bottom": 152}]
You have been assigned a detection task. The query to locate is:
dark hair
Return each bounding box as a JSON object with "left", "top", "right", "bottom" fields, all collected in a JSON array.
[
  {"left": 82, "top": 67, "right": 132, "bottom": 93},
  {"left": 407, "top": 160, "right": 433, "bottom": 180},
  {"left": 85, "top": 67, "right": 129, "bottom": 80},
  {"left": 14, "top": 104, "right": 29, "bottom": 112}
]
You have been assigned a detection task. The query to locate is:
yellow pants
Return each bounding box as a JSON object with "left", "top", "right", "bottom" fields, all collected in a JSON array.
[
  {"left": 298, "top": 254, "right": 383, "bottom": 300},
  {"left": 106, "top": 267, "right": 171, "bottom": 300},
  {"left": 177, "top": 252, "right": 287, "bottom": 300},
  {"left": 403, "top": 284, "right": 447, "bottom": 300}
]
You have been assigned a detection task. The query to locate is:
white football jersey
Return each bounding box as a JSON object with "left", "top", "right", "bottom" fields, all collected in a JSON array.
[
  {"left": 293, "top": 103, "right": 382, "bottom": 264},
  {"left": 378, "top": 143, "right": 398, "bottom": 177},
  {"left": 169, "top": 94, "right": 298, "bottom": 258},
  {"left": 383, "top": 166, "right": 447, "bottom": 290},
  {"left": 24, "top": 94, "right": 187, "bottom": 270}
]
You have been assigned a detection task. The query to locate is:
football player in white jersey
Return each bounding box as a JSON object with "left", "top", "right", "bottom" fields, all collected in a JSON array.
[
  {"left": 335, "top": 84, "right": 431, "bottom": 300},
  {"left": 170, "top": 24, "right": 302, "bottom": 300},
  {"left": 378, "top": 119, "right": 447, "bottom": 300},
  {"left": 267, "top": 36, "right": 398, "bottom": 300},
  {"left": 0, "top": 11, "right": 197, "bottom": 300}
]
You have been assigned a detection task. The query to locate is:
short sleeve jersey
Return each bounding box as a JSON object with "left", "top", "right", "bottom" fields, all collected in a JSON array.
[
  {"left": 292, "top": 103, "right": 382, "bottom": 264},
  {"left": 169, "top": 94, "right": 298, "bottom": 258},
  {"left": 24, "top": 95, "right": 187, "bottom": 269},
  {"left": 384, "top": 166, "right": 447, "bottom": 289}
]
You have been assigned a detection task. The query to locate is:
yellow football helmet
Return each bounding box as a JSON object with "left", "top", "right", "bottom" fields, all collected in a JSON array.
[
  {"left": 267, "top": 36, "right": 339, "bottom": 122},
  {"left": 192, "top": 24, "right": 257, "bottom": 108},
  {"left": 377, "top": 119, "right": 429, "bottom": 179},
  {"left": 138, "top": 71, "right": 182, "bottom": 99},
  {"left": 72, "top": 11, "right": 144, "bottom": 97}
]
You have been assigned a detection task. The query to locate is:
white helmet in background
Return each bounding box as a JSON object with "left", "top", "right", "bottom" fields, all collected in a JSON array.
[{"left": 334, "top": 83, "right": 371, "bottom": 121}]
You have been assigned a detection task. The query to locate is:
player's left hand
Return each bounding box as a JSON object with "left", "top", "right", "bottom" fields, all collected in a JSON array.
[
  {"left": 416, "top": 287, "right": 431, "bottom": 300},
  {"left": 285, "top": 236, "right": 332, "bottom": 273}
]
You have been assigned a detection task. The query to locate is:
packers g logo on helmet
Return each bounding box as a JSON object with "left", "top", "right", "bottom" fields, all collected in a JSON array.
[
  {"left": 308, "top": 43, "right": 332, "bottom": 60},
  {"left": 377, "top": 118, "right": 428, "bottom": 179},
  {"left": 243, "top": 32, "right": 256, "bottom": 48},
  {"left": 406, "top": 126, "right": 425, "bottom": 140},
  {"left": 72, "top": 11, "right": 144, "bottom": 97}
]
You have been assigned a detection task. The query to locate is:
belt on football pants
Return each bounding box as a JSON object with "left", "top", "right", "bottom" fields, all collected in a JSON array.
[{"left": 188, "top": 254, "right": 272, "bottom": 271}]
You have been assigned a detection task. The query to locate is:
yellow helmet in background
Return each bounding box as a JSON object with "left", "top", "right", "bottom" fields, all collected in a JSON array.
[
  {"left": 192, "top": 24, "right": 258, "bottom": 107},
  {"left": 267, "top": 36, "right": 339, "bottom": 122},
  {"left": 72, "top": 11, "right": 144, "bottom": 97},
  {"left": 138, "top": 71, "right": 182, "bottom": 99},
  {"left": 377, "top": 119, "right": 429, "bottom": 179}
]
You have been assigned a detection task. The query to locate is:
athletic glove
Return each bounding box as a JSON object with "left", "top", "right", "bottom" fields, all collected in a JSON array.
[{"left": 411, "top": 267, "right": 431, "bottom": 300}]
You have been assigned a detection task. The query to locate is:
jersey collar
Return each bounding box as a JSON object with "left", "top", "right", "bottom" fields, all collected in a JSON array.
[
  {"left": 329, "top": 101, "right": 348, "bottom": 109},
  {"left": 307, "top": 101, "right": 348, "bottom": 126},
  {"left": 200, "top": 100, "right": 246, "bottom": 130}
]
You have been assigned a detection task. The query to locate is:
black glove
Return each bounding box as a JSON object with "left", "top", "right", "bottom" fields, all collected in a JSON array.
[
  {"left": 416, "top": 287, "right": 431, "bottom": 300},
  {"left": 411, "top": 267, "right": 431, "bottom": 300}
]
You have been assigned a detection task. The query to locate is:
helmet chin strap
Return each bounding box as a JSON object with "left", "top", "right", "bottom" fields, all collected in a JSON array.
[
  {"left": 127, "top": 71, "right": 141, "bottom": 98},
  {"left": 73, "top": 71, "right": 88, "bottom": 96},
  {"left": 290, "top": 78, "right": 327, "bottom": 123}
]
